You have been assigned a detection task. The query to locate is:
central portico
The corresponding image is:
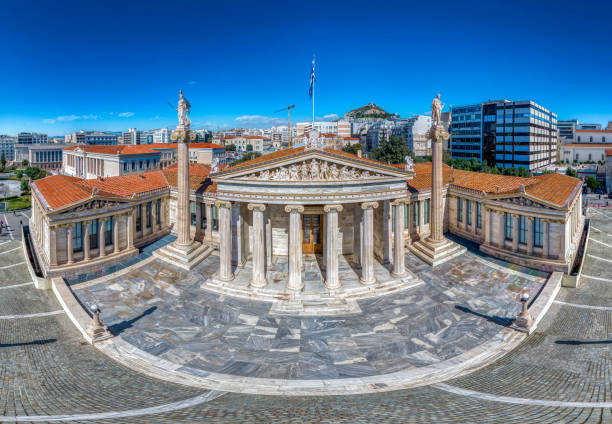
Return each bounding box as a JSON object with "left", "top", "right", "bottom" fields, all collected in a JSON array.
[{"left": 210, "top": 146, "right": 414, "bottom": 293}]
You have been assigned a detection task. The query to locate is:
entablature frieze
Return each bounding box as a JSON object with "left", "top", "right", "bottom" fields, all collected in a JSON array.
[{"left": 213, "top": 188, "right": 408, "bottom": 205}]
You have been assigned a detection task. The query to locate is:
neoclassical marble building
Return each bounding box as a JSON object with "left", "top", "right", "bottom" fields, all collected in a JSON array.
[{"left": 30, "top": 145, "right": 584, "bottom": 282}]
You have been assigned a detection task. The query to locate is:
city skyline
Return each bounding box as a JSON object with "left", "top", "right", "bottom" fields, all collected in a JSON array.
[{"left": 1, "top": 0, "right": 612, "bottom": 135}]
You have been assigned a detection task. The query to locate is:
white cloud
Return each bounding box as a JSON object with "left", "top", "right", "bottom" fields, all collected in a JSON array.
[
  {"left": 118, "top": 112, "right": 134, "bottom": 118},
  {"left": 322, "top": 113, "right": 339, "bottom": 120},
  {"left": 187, "top": 81, "right": 197, "bottom": 85},
  {"left": 235, "top": 115, "right": 285, "bottom": 126},
  {"left": 43, "top": 114, "right": 100, "bottom": 124}
]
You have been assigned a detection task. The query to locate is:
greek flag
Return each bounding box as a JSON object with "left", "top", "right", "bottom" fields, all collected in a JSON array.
[{"left": 309, "top": 56, "right": 316, "bottom": 98}]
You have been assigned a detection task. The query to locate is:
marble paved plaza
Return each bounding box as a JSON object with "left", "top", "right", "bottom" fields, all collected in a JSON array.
[
  {"left": 0, "top": 207, "right": 610, "bottom": 422},
  {"left": 73, "top": 243, "right": 546, "bottom": 384}
]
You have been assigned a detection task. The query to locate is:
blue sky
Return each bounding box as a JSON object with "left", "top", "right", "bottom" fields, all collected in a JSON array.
[{"left": 1, "top": 0, "right": 611, "bottom": 135}]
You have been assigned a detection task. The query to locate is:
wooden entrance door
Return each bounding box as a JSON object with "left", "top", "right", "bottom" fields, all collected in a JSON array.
[{"left": 302, "top": 214, "right": 323, "bottom": 253}]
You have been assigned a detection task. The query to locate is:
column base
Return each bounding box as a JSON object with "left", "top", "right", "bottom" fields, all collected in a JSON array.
[
  {"left": 153, "top": 241, "right": 212, "bottom": 270},
  {"left": 359, "top": 276, "right": 376, "bottom": 286},
  {"left": 409, "top": 237, "right": 466, "bottom": 267},
  {"left": 390, "top": 269, "right": 408, "bottom": 278},
  {"left": 287, "top": 280, "right": 304, "bottom": 292},
  {"left": 324, "top": 279, "right": 341, "bottom": 290},
  {"left": 219, "top": 272, "right": 235, "bottom": 282},
  {"left": 249, "top": 278, "right": 267, "bottom": 288}
]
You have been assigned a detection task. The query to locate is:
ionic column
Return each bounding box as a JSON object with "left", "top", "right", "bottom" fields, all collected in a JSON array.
[
  {"left": 542, "top": 220, "right": 550, "bottom": 258},
  {"left": 353, "top": 205, "right": 362, "bottom": 266},
  {"left": 418, "top": 200, "right": 425, "bottom": 232},
  {"left": 98, "top": 217, "right": 106, "bottom": 257},
  {"left": 248, "top": 203, "right": 267, "bottom": 288},
  {"left": 265, "top": 212, "right": 272, "bottom": 268},
  {"left": 483, "top": 207, "right": 491, "bottom": 245},
  {"left": 512, "top": 214, "right": 519, "bottom": 252},
  {"left": 360, "top": 202, "right": 379, "bottom": 285},
  {"left": 205, "top": 204, "right": 212, "bottom": 241},
  {"left": 285, "top": 205, "right": 304, "bottom": 291},
  {"left": 195, "top": 201, "right": 202, "bottom": 241},
  {"left": 113, "top": 216, "right": 120, "bottom": 253},
  {"left": 558, "top": 221, "right": 566, "bottom": 260},
  {"left": 216, "top": 201, "right": 234, "bottom": 281},
  {"left": 152, "top": 200, "right": 158, "bottom": 231},
  {"left": 382, "top": 200, "right": 392, "bottom": 264},
  {"left": 127, "top": 212, "right": 134, "bottom": 249},
  {"left": 392, "top": 200, "right": 407, "bottom": 277},
  {"left": 66, "top": 226, "right": 74, "bottom": 264},
  {"left": 83, "top": 221, "right": 91, "bottom": 261},
  {"left": 527, "top": 217, "right": 534, "bottom": 256},
  {"left": 49, "top": 226, "right": 57, "bottom": 266},
  {"left": 324, "top": 204, "right": 343, "bottom": 290}
]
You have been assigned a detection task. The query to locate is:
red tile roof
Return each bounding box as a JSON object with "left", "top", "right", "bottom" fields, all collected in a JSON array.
[
  {"left": 64, "top": 145, "right": 159, "bottom": 155},
  {"left": 408, "top": 162, "right": 581, "bottom": 208},
  {"left": 605, "top": 149, "right": 612, "bottom": 157},
  {"left": 563, "top": 143, "right": 612, "bottom": 148}
]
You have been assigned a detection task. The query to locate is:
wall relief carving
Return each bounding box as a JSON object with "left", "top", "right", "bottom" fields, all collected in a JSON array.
[
  {"left": 246, "top": 159, "right": 386, "bottom": 181},
  {"left": 498, "top": 196, "right": 552, "bottom": 210}
]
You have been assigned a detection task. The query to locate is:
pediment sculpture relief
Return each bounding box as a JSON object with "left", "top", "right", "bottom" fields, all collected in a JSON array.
[
  {"left": 246, "top": 159, "right": 386, "bottom": 181},
  {"left": 67, "top": 200, "right": 123, "bottom": 213},
  {"left": 499, "top": 196, "right": 551, "bottom": 210}
]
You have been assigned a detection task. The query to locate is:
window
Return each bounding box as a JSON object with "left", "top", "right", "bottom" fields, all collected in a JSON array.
[
  {"left": 156, "top": 200, "right": 161, "bottom": 225},
  {"left": 190, "top": 202, "right": 196, "bottom": 226},
  {"left": 519, "top": 216, "right": 527, "bottom": 244},
  {"left": 105, "top": 217, "right": 113, "bottom": 246},
  {"left": 139, "top": 160, "right": 143, "bottom": 169},
  {"left": 476, "top": 202, "right": 482, "bottom": 229},
  {"left": 534, "top": 218, "right": 543, "bottom": 247},
  {"left": 424, "top": 199, "right": 430, "bottom": 225},
  {"left": 136, "top": 205, "right": 142, "bottom": 232},
  {"left": 90, "top": 219, "right": 98, "bottom": 249},
  {"left": 123, "top": 163, "right": 128, "bottom": 172},
  {"left": 131, "top": 162, "right": 136, "bottom": 170},
  {"left": 146, "top": 202, "right": 152, "bottom": 228},
  {"left": 577, "top": 136, "right": 581, "bottom": 142},
  {"left": 466, "top": 200, "right": 472, "bottom": 226},
  {"left": 505, "top": 213, "right": 513, "bottom": 241},
  {"left": 457, "top": 198, "right": 463, "bottom": 222},
  {"left": 413, "top": 202, "right": 420, "bottom": 227},
  {"left": 211, "top": 205, "right": 219, "bottom": 231},
  {"left": 73, "top": 222, "right": 83, "bottom": 252}
]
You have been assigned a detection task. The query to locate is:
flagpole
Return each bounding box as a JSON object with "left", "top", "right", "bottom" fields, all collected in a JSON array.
[{"left": 312, "top": 55, "right": 315, "bottom": 124}]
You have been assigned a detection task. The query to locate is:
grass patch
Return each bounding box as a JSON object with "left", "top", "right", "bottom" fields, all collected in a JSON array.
[{"left": 1, "top": 195, "right": 31, "bottom": 210}]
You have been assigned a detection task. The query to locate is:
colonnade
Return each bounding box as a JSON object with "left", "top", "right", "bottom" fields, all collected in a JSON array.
[{"left": 214, "top": 199, "right": 408, "bottom": 291}]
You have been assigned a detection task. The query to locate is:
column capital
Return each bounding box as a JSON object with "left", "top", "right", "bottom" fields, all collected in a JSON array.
[
  {"left": 391, "top": 198, "right": 409, "bottom": 206},
  {"left": 511, "top": 214, "right": 520, "bottom": 219},
  {"left": 323, "top": 204, "right": 343, "bottom": 213},
  {"left": 526, "top": 216, "right": 535, "bottom": 221},
  {"left": 98, "top": 216, "right": 107, "bottom": 223},
  {"left": 215, "top": 200, "right": 232, "bottom": 209},
  {"left": 284, "top": 204, "right": 304, "bottom": 214},
  {"left": 247, "top": 203, "right": 266, "bottom": 212},
  {"left": 361, "top": 201, "right": 379, "bottom": 210}
]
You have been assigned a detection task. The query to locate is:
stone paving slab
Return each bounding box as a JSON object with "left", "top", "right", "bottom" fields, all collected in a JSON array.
[{"left": 73, "top": 245, "right": 547, "bottom": 394}]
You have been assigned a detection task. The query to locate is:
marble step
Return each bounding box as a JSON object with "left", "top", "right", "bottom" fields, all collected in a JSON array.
[
  {"left": 409, "top": 239, "right": 466, "bottom": 267},
  {"left": 153, "top": 242, "right": 212, "bottom": 270}
]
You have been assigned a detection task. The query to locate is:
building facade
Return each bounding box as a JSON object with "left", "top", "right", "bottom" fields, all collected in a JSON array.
[
  {"left": 561, "top": 143, "right": 611, "bottom": 164},
  {"left": 18, "top": 132, "right": 48, "bottom": 145},
  {"left": 213, "top": 136, "right": 271, "bottom": 152},
  {"left": 451, "top": 100, "right": 558, "bottom": 170},
  {"left": 15, "top": 144, "right": 69, "bottom": 169},
  {"left": 0, "top": 135, "right": 16, "bottom": 163},
  {"left": 31, "top": 146, "right": 583, "bottom": 281},
  {"left": 65, "top": 131, "right": 118, "bottom": 145}
]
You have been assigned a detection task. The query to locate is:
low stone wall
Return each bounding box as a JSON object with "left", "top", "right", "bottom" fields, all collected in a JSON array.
[
  {"left": 566, "top": 219, "right": 590, "bottom": 288},
  {"left": 51, "top": 276, "right": 94, "bottom": 344},
  {"left": 480, "top": 244, "right": 570, "bottom": 274},
  {"left": 516, "top": 271, "right": 563, "bottom": 335},
  {"left": 21, "top": 225, "right": 51, "bottom": 290}
]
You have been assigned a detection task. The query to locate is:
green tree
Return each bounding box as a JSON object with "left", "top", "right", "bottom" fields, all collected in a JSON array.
[
  {"left": 246, "top": 144, "right": 253, "bottom": 152},
  {"left": 586, "top": 176, "right": 599, "bottom": 191},
  {"left": 20, "top": 179, "right": 29, "bottom": 194},
  {"left": 225, "top": 144, "right": 237, "bottom": 152},
  {"left": 24, "top": 166, "right": 40, "bottom": 179},
  {"left": 565, "top": 167, "right": 578, "bottom": 178},
  {"left": 342, "top": 143, "right": 362, "bottom": 155},
  {"left": 369, "top": 135, "right": 410, "bottom": 164},
  {"left": 21, "top": 159, "right": 28, "bottom": 167},
  {"left": 16, "top": 170, "right": 23, "bottom": 179},
  {"left": 0, "top": 153, "right": 5, "bottom": 169}
]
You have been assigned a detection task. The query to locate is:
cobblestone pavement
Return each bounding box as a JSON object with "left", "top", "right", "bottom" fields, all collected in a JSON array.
[
  {"left": 0, "top": 208, "right": 29, "bottom": 242},
  {"left": 1, "top": 210, "right": 611, "bottom": 422}
]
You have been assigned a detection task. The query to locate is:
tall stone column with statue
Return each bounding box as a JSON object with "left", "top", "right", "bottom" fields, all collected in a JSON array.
[
  {"left": 409, "top": 94, "right": 466, "bottom": 266},
  {"left": 153, "top": 90, "right": 211, "bottom": 270}
]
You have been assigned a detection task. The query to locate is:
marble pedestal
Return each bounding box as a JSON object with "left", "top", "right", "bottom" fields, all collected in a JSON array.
[
  {"left": 408, "top": 237, "right": 466, "bottom": 267},
  {"left": 153, "top": 241, "right": 211, "bottom": 271}
]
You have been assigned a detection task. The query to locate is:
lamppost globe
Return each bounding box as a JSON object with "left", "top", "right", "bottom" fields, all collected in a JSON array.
[
  {"left": 90, "top": 304, "right": 99, "bottom": 313},
  {"left": 520, "top": 292, "right": 530, "bottom": 303}
]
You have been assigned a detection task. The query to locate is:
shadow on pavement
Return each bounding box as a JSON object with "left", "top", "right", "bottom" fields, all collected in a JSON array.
[
  {"left": 0, "top": 338, "right": 56, "bottom": 348},
  {"left": 455, "top": 305, "right": 513, "bottom": 327},
  {"left": 109, "top": 306, "right": 157, "bottom": 335}
]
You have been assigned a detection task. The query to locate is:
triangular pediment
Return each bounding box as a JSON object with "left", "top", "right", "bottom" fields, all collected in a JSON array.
[
  {"left": 215, "top": 149, "right": 412, "bottom": 183},
  {"left": 51, "top": 196, "right": 131, "bottom": 216},
  {"left": 488, "top": 193, "right": 557, "bottom": 210}
]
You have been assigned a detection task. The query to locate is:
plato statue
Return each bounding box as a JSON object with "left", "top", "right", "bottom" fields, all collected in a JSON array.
[{"left": 177, "top": 90, "right": 191, "bottom": 128}]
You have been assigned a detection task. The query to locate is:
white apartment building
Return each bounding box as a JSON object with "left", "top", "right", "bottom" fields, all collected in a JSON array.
[
  {"left": 153, "top": 128, "right": 172, "bottom": 143},
  {"left": 15, "top": 144, "right": 69, "bottom": 169},
  {"left": 295, "top": 121, "right": 350, "bottom": 138},
  {"left": 121, "top": 128, "right": 141, "bottom": 145},
  {"left": 17, "top": 132, "right": 48, "bottom": 144},
  {"left": 65, "top": 131, "right": 118, "bottom": 145},
  {"left": 213, "top": 136, "right": 271, "bottom": 152},
  {"left": 0, "top": 136, "right": 16, "bottom": 163}
]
